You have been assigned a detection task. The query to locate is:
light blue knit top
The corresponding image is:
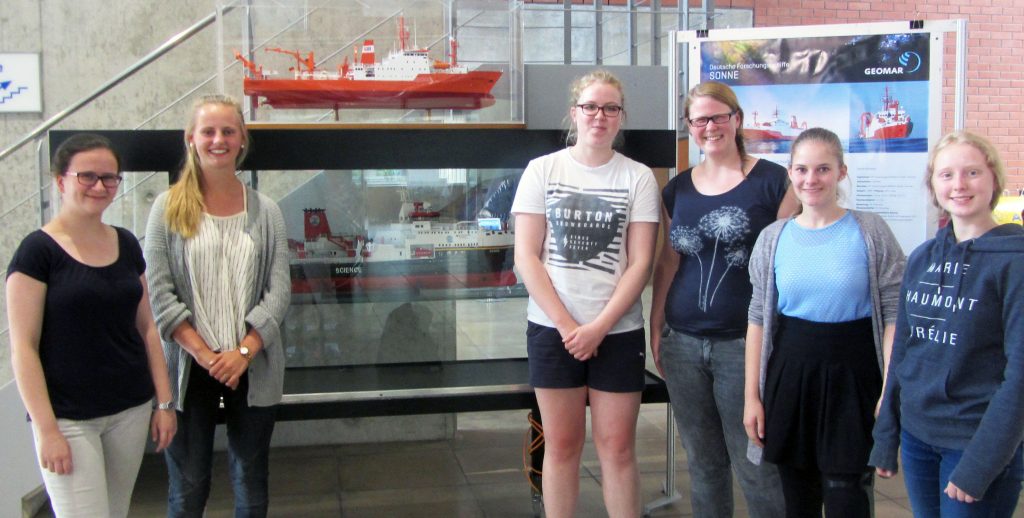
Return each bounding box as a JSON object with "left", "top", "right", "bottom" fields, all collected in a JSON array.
[{"left": 774, "top": 211, "right": 871, "bottom": 322}]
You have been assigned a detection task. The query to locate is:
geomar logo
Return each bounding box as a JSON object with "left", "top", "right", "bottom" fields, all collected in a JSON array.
[{"left": 898, "top": 51, "right": 922, "bottom": 73}]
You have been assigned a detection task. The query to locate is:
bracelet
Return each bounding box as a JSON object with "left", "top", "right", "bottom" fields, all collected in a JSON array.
[{"left": 155, "top": 400, "right": 174, "bottom": 411}]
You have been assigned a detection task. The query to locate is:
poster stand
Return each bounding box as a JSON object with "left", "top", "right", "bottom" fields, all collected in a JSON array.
[{"left": 674, "top": 19, "right": 966, "bottom": 252}]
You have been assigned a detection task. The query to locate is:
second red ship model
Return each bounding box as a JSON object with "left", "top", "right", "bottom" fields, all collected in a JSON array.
[
  {"left": 237, "top": 17, "right": 502, "bottom": 111},
  {"left": 289, "top": 201, "right": 516, "bottom": 295},
  {"left": 858, "top": 86, "right": 913, "bottom": 139}
]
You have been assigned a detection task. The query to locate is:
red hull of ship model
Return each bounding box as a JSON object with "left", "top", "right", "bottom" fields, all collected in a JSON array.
[
  {"left": 742, "top": 128, "right": 788, "bottom": 141},
  {"left": 291, "top": 270, "right": 518, "bottom": 294},
  {"left": 742, "top": 108, "right": 807, "bottom": 142},
  {"left": 859, "top": 86, "right": 913, "bottom": 140},
  {"left": 290, "top": 207, "right": 516, "bottom": 295},
  {"left": 243, "top": 71, "right": 502, "bottom": 110},
  {"left": 864, "top": 124, "right": 911, "bottom": 140}
]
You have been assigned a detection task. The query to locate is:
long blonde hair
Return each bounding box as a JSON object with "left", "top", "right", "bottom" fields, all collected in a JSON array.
[{"left": 164, "top": 94, "right": 250, "bottom": 238}]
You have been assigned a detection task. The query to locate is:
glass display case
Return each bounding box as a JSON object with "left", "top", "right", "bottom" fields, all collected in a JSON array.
[
  {"left": 51, "top": 124, "right": 673, "bottom": 444},
  {"left": 269, "top": 166, "right": 524, "bottom": 369},
  {"left": 218, "top": 0, "right": 524, "bottom": 124},
  {"left": 279, "top": 168, "right": 519, "bottom": 303}
]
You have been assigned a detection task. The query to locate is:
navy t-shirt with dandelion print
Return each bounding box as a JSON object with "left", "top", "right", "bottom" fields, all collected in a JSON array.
[{"left": 663, "top": 159, "right": 788, "bottom": 339}]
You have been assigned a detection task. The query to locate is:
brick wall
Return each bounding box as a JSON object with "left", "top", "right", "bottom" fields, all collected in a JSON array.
[
  {"left": 749, "top": 0, "right": 1024, "bottom": 191},
  {"left": 525, "top": 0, "right": 1022, "bottom": 188}
]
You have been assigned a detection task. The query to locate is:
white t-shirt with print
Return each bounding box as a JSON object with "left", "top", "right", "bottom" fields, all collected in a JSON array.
[{"left": 511, "top": 148, "right": 661, "bottom": 334}]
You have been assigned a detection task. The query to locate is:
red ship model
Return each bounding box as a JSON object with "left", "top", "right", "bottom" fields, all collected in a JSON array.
[
  {"left": 743, "top": 107, "right": 808, "bottom": 141},
  {"left": 236, "top": 17, "right": 502, "bottom": 112},
  {"left": 859, "top": 86, "right": 913, "bottom": 139}
]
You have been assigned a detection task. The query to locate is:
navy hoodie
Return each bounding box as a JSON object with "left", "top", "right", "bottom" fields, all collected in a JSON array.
[{"left": 870, "top": 223, "right": 1024, "bottom": 497}]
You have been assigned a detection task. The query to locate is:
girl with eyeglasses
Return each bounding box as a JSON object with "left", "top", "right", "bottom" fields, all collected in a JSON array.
[
  {"left": 6, "top": 133, "right": 176, "bottom": 517},
  {"left": 144, "top": 94, "right": 289, "bottom": 517},
  {"left": 650, "top": 81, "right": 798, "bottom": 517},
  {"left": 512, "top": 69, "right": 660, "bottom": 517}
]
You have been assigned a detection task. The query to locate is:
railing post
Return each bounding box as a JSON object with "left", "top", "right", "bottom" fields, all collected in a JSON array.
[{"left": 36, "top": 138, "right": 50, "bottom": 226}]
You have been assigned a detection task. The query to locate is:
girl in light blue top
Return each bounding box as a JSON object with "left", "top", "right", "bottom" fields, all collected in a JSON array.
[{"left": 744, "top": 128, "right": 905, "bottom": 517}]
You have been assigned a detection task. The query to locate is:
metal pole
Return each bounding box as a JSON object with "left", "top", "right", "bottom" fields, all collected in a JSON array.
[
  {"left": 643, "top": 404, "right": 682, "bottom": 515},
  {"left": 628, "top": 0, "right": 638, "bottom": 65},
  {"left": 954, "top": 19, "right": 967, "bottom": 131},
  {"left": 651, "top": 0, "right": 662, "bottom": 66},
  {"left": 37, "top": 139, "right": 50, "bottom": 225},
  {"left": 564, "top": 0, "right": 572, "bottom": 64}
]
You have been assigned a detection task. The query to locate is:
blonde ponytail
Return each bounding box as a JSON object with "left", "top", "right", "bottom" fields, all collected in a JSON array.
[{"left": 164, "top": 94, "right": 249, "bottom": 238}]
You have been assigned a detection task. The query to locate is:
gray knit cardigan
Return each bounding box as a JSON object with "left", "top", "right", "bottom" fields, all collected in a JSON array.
[
  {"left": 745, "top": 209, "right": 906, "bottom": 464},
  {"left": 144, "top": 188, "right": 291, "bottom": 410}
]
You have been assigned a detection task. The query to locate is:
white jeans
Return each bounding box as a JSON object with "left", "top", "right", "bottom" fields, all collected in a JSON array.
[{"left": 34, "top": 401, "right": 151, "bottom": 518}]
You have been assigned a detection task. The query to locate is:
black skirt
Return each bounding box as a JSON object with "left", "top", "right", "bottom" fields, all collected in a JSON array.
[{"left": 761, "top": 315, "right": 881, "bottom": 473}]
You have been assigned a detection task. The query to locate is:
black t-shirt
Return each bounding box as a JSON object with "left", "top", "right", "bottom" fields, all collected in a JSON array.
[
  {"left": 662, "top": 159, "right": 788, "bottom": 339},
  {"left": 6, "top": 227, "right": 154, "bottom": 420}
]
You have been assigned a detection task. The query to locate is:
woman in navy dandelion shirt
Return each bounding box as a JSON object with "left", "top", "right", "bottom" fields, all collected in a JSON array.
[{"left": 650, "top": 81, "right": 797, "bottom": 518}]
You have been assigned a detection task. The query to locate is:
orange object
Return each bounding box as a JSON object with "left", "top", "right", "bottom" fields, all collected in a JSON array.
[
  {"left": 858, "top": 86, "right": 913, "bottom": 139},
  {"left": 238, "top": 16, "right": 501, "bottom": 111}
]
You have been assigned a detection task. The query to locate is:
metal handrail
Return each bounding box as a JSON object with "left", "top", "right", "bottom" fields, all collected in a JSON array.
[
  {"left": 137, "top": 6, "right": 324, "bottom": 130},
  {"left": 0, "top": 3, "right": 239, "bottom": 162},
  {"left": 0, "top": 3, "right": 330, "bottom": 223}
]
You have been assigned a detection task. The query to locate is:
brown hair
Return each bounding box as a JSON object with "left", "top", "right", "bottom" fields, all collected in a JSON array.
[
  {"left": 164, "top": 94, "right": 250, "bottom": 238},
  {"left": 790, "top": 127, "right": 844, "bottom": 168},
  {"left": 51, "top": 133, "right": 121, "bottom": 178},
  {"left": 684, "top": 81, "right": 747, "bottom": 160},
  {"left": 925, "top": 131, "right": 1006, "bottom": 212}
]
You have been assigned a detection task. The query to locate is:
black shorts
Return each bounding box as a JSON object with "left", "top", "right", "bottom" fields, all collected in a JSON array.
[{"left": 526, "top": 322, "right": 646, "bottom": 393}]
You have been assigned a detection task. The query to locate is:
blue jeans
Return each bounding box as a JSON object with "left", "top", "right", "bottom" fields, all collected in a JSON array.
[
  {"left": 660, "top": 331, "right": 785, "bottom": 518},
  {"left": 901, "top": 429, "right": 1023, "bottom": 518},
  {"left": 166, "top": 361, "right": 277, "bottom": 518}
]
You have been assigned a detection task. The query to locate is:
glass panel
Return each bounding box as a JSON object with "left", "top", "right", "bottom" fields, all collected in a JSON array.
[
  {"left": 522, "top": 9, "right": 566, "bottom": 64},
  {"left": 103, "top": 171, "right": 170, "bottom": 238},
  {"left": 599, "top": 7, "right": 633, "bottom": 66},
  {"left": 271, "top": 168, "right": 525, "bottom": 368}
]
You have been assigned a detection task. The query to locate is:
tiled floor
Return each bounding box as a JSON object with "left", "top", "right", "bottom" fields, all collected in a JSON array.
[
  {"left": 33, "top": 404, "right": 929, "bottom": 517},
  {"left": 28, "top": 295, "right": 1024, "bottom": 516}
]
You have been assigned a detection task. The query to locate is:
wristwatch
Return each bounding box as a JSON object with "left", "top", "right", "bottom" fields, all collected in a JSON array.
[
  {"left": 155, "top": 400, "right": 174, "bottom": 411},
  {"left": 239, "top": 346, "right": 253, "bottom": 362}
]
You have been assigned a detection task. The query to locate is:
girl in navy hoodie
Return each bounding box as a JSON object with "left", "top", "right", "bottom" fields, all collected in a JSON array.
[{"left": 870, "top": 131, "right": 1024, "bottom": 517}]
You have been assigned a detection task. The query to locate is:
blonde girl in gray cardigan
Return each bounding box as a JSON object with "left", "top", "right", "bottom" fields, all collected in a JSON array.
[{"left": 144, "top": 94, "right": 289, "bottom": 517}]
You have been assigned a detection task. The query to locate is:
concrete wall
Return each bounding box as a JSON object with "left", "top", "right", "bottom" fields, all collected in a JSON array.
[
  {"left": 0, "top": 0, "right": 218, "bottom": 386},
  {"left": 0, "top": 0, "right": 472, "bottom": 387}
]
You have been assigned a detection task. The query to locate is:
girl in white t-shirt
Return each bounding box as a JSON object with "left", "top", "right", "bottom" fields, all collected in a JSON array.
[{"left": 511, "top": 70, "right": 660, "bottom": 518}]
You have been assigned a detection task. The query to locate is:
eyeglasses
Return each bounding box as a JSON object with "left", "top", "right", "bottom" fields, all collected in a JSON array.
[
  {"left": 687, "top": 111, "right": 736, "bottom": 128},
  {"left": 65, "top": 171, "right": 123, "bottom": 187},
  {"left": 576, "top": 103, "right": 623, "bottom": 118}
]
